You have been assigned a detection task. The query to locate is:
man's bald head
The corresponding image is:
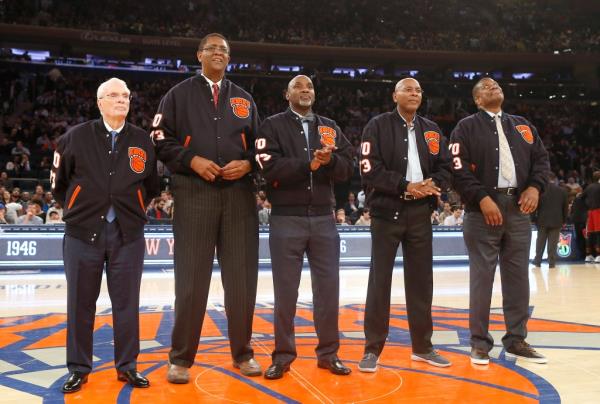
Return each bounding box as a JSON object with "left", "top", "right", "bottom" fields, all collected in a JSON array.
[
  {"left": 393, "top": 78, "right": 422, "bottom": 115},
  {"left": 395, "top": 77, "right": 420, "bottom": 92},
  {"left": 286, "top": 75, "right": 315, "bottom": 114},
  {"left": 287, "top": 75, "right": 313, "bottom": 91}
]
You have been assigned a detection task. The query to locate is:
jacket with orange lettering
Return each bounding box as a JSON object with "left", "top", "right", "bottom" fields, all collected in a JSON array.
[
  {"left": 256, "top": 109, "right": 354, "bottom": 216},
  {"left": 151, "top": 75, "right": 259, "bottom": 188},
  {"left": 360, "top": 111, "right": 451, "bottom": 213},
  {"left": 51, "top": 119, "right": 159, "bottom": 244},
  {"left": 449, "top": 111, "right": 549, "bottom": 212}
]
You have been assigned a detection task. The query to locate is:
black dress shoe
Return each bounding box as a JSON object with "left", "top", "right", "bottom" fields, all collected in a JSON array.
[
  {"left": 317, "top": 356, "right": 351, "bottom": 375},
  {"left": 61, "top": 371, "right": 88, "bottom": 394},
  {"left": 264, "top": 363, "right": 290, "bottom": 380},
  {"left": 117, "top": 369, "right": 150, "bottom": 388}
]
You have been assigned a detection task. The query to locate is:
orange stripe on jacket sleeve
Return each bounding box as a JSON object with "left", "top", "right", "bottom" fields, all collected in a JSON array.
[
  {"left": 241, "top": 132, "right": 247, "bottom": 151},
  {"left": 183, "top": 135, "right": 191, "bottom": 147},
  {"left": 137, "top": 189, "right": 146, "bottom": 212},
  {"left": 67, "top": 185, "right": 81, "bottom": 209}
]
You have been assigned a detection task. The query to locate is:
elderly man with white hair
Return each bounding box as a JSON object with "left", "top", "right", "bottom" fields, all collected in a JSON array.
[{"left": 51, "top": 77, "right": 159, "bottom": 393}]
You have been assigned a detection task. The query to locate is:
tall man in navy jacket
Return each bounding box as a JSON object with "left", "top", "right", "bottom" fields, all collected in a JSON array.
[
  {"left": 256, "top": 75, "right": 354, "bottom": 379},
  {"left": 450, "top": 77, "right": 550, "bottom": 365},
  {"left": 151, "top": 33, "right": 262, "bottom": 382},
  {"left": 52, "top": 77, "right": 158, "bottom": 393},
  {"left": 358, "top": 78, "right": 452, "bottom": 373}
]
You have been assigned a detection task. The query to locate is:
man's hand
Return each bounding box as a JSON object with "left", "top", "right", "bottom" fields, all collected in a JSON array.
[
  {"left": 222, "top": 160, "right": 251, "bottom": 180},
  {"left": 480, "top": 196, "right": 503, "bottom": 226},
  {"left": 406, "top": 178, "right": 441, "bottom": 199},
  {"left": 518, "top": 186, "right": 539, "bottom": 214},
  {"left": 314, "top": 145, "right": 335, "bottom": 166},
  {"left": 190, "top": 156, "right": 222, "bottom": 182}
]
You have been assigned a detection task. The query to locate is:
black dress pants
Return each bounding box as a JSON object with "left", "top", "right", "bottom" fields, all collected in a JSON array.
[
  {"left": 64, "top": 221, "right": 144, "bottom": 373},
  {"left": 364, "top": 201, "right": 434, "bottom": 356}
]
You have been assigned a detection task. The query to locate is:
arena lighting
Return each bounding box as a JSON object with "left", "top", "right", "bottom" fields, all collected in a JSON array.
[
  {"left": 226, "top": 63, "right": 252, "bottom": 72},
  {"left": 392, "top": 69, "right": 419, "bottom": 77},
  {"left": 332, "top": 68, "right": 356, "bottom": 78},
  {"left": 452, "top": 72, "right": 482, "bottom": 80},
  {"left": 10, "top": 48, "right": 49, "bottom": 61},
  {"left": 271, "top": 65, "right": 301, "bottom": 72},
  {"left": 512, "top": 73, "right": 534, "bottom": 80}
]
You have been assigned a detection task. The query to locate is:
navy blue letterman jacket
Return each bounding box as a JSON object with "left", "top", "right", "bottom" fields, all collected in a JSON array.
[
  {"left": 151, "top": 75, "right": 259, "bottom": 190},
  {"left": 360, "top": 111, "right": 452, "bottom": 217},
  {"left": 449, "top": 110, "right": 549, "bottom": 212},
  {"left": 256, "top": 109, "right": 354, "bottom": 216},
  {"left": 51, "top": 119, "right": 159, "bottom": 244}
]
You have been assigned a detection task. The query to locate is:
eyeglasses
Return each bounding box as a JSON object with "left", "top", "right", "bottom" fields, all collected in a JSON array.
[
  {"left": 202, "top": 46, "right": 229, "bottom": 54},
  {"left": 99, "top": 92, "right": 132, "bottom": 101}
]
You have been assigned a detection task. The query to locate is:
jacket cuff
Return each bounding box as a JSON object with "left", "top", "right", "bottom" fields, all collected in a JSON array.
[
  {"left": 181, "top": 150, "right": 196, "bottom": 168},
  {"left": 474, "top": 189, "right": 489, "bottom": 204},
  {"left": 528, "top": 180, "right": 544, "bottom": 194},
  {"left": 397, "top": 179, "right": 409, "bottom": 194}
]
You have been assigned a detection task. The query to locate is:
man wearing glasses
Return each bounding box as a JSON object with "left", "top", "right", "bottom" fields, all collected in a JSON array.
[
  {"left": 151, "top": 33, "right": 262, "bottom": 383},
  {"left": 52, "top": 77, "right": 158, "bottom": 393},
  {"left": 358, "top": 78, "right": 452, "bottom": 372}
]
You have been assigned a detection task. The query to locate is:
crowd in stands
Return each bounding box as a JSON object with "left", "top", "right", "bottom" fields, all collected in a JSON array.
[
  {"left": 0, "top": 64, "right": 598, "bottom": 226},
  {"left": 2, "top": 0, "right": 599, "bottom": 54}
]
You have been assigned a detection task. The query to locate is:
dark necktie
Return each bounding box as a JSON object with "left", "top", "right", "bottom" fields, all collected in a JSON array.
[
  {"left": 212, "top": 84, "right": 219, "bottom": 108},
  {"left": 106, "top": 130, "right": 118, "bottom": 222},
  {"left": 111, "top": 130, "right": 118, "bottom": 151}
]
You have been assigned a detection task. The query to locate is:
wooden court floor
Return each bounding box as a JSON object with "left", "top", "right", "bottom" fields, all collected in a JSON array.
[{"left": 0, "top": 262, "right": 599, "bottom": 403}]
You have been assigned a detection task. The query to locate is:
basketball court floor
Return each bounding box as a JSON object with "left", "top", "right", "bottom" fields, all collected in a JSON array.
[{"left": 0, "top": 262, "right": 599, "bottom": 403}]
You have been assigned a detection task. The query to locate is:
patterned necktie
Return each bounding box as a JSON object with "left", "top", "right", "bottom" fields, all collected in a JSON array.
[
  {"left": 212, "top": 83, "right": 219, "bottom": 108},
  {"left": 495, "top": 115, "right": 514, "bottom": 182}
]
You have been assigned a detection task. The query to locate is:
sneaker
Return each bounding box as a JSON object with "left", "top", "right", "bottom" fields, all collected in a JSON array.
[
  {"left": 505, "top": 341, "right": 548, "bottom": 364},
  {"left": 233, "top": 358, "right": 262, "bottom": 377},
  {"left": 585, "top": 255, "right": 594, "bottom": 263},
  {"left": 470, "top": 348, "right": 490, "bottom": 365},
  {"left": 166, "top": 362, "right": 189, "bottom": 384},
  {"left": 411, "top": 350, "right": 452, "bottom": 368},
  {"left": 595, "top": 256, "right": 600, "bottom": 263},
  {"left": 358, "top": 353, "right": 379, "bottom": 373},
  {"left": 532, "top": 261, "right": 541, "bottom": 268}
]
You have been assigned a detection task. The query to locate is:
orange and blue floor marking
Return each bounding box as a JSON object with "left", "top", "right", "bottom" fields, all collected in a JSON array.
[{"left": 2, "top": 303, "right": 600, "bottom": 403}]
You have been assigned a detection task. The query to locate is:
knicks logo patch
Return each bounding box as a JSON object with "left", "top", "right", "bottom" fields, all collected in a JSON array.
[
  {"left": 230, "top": 97, "right": 251, "bottom": 118},
  {"left": 128, "top": 147, "right": 147, "bottom": 174},
  {"left": 516, "top": 125, "right": 534, "bottom": 144},
  {"left": 424, "top": 131, "right": 440, "bottom": 155},
  {"left": 318, "top": 126, "right": 337, "bottom": 147}
]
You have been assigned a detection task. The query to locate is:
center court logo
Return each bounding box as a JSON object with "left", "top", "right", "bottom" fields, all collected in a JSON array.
[{"left": 1, "top": 304, "right": 598, "bottom": 403}]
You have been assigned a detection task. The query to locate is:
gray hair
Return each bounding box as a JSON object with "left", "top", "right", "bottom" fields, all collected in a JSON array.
[
  {"left": 97, "top": 77, "right": 129, "bottom": 99},
  {"left": 395, "top": 78, "right": 419, "bottom": 91}
]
